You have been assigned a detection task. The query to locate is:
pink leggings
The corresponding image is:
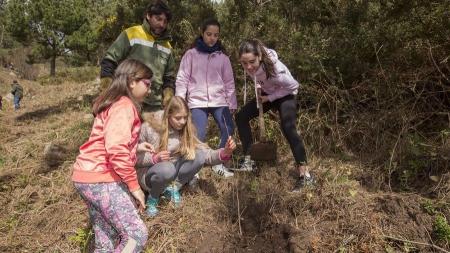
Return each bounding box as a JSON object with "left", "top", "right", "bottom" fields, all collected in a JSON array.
[{"left": 74, "top": 181, "right": 148, "bottom": 252}]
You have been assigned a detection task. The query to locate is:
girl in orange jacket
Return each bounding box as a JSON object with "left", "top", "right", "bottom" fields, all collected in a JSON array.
[{"left": 72, "top": 59, "right": 153, "bottom": 252}]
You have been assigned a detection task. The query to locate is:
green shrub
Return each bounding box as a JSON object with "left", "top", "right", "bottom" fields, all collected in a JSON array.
[{"left": 434, "top": 216, "right": 450, "bottom": 242}]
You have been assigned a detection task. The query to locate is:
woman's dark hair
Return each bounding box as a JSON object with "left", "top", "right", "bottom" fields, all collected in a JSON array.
[
  {"left": 181, "top": 18, "right": 227, "bottom": 57},
  {"left": 93, "top": 59, "right": 153, "bottom": 115},
  {"left": 145, "top": 0, "right": 172, "bottom": 21},
  {"left": 238, "top": 38, "right": 275, "bottom": 80}
]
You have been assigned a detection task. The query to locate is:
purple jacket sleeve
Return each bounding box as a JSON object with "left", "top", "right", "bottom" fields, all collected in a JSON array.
[
  {"left": 267, "top": 72, "right": 299, "bottom": 102},
  {"left": 175, "top": 51, "right": 192, "bottom": 100},
  {"left": 222, "top": 57, "right": 237, "bottom": 109}
]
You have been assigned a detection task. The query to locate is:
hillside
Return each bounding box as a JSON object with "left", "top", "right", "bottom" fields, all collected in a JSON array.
[{"left": 0, "top": 66, "right": 449, "bottom": 253}]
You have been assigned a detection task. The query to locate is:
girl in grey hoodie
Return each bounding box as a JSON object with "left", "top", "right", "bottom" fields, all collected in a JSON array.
[{"left": 135, "top": 96, "right": 236, "bottom": 217}]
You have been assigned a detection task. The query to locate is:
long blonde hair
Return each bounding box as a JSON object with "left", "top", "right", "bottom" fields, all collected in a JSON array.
[{"left": 144, "top": 96, "right": 204, "bottom": 160}]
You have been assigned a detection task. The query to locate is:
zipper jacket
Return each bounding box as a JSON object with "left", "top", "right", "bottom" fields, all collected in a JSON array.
[
  {"left": 101, "top": 20, "right": 175, "bottom": 106},
  {"left": 135, "top": 110, "right": 227, "bottom": 191},
  {"left": 72, "top": 96, "right": 141, "bottom": 192},
  {"left": 175, "top": 48, "right": 237, "bottom": 109},
  {"left": 246, "top": 48, "right": 299, "bottom": 102}
]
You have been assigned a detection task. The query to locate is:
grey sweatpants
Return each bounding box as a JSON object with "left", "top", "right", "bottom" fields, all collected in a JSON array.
[{"left": 145, "top": 149, "right": 205, "bottom": 198}]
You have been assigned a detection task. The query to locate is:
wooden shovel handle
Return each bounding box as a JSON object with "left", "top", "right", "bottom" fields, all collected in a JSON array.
[{"left": 257, "top": 88, "right": 267, "bottom": 142}]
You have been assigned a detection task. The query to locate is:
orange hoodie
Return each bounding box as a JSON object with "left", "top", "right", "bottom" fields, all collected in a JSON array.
[{"left": 72, "top": 96, "right": 141, "bottom": 192}]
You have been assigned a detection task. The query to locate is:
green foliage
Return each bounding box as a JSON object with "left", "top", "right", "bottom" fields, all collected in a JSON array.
[
  {"left": 7, "top": 0, "right": 93, "bottom": 75},
  {"left": 70, "top": 227, "right": 93, "bottom": 253},
  {"left": 207, "top": 136, "right": 220, "bottom": 150},
  {"left": 423, "top": 199, "right": 435, "bottom": 215},
  {"left": 434, "top": 216, "right": 450, "bottom": 243},
  {"left": 250, "top": 180, "right": 260, "bottom": 192}
]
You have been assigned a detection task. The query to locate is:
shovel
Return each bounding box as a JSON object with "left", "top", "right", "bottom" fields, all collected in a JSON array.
[{"left": 250, "top": 88, "right": 277, "bottom": 161}]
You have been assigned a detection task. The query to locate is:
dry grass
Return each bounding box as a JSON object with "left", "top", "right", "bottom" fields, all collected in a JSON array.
[{"left": 0, "top": 66, "right": 449, "bottom": 253}]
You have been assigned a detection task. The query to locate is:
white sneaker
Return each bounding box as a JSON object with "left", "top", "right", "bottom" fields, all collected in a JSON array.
[
  {"left": 188, "top": 173, "right": 200, "bottom": 190},
  {"left": 230, "top": 158, "right": 256, "bottom": 171},
  {"left": 211, "top": 164, "right": 234, "bottom": 178}
]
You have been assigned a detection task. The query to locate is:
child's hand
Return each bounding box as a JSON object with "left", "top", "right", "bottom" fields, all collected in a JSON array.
[
  {"left": 155, "top": 150, "right": 171, "bottom": 162},
  {"left": 223, "top": 136, "right": 236, "bottom": 156},
  {"left": 131, "top": 188, "right": 146, "bottom": 213},
  {"left": 137, "top": 142, "right": 155, "bottom": 153},
  {"left": 259, "top": 95, "right": 269, "bottom": 103}
]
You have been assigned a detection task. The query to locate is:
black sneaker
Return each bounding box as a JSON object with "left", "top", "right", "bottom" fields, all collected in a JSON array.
[{"left": 292, "top": 174, "right": 315, "bottom": 192}]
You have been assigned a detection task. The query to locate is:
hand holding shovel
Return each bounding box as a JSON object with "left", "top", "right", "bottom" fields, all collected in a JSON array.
[{"left": 250, "top": 88, "right": 277, "bottom": 161}]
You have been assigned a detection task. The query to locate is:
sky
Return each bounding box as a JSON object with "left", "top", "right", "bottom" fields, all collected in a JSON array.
[{"left": 211, "top": 0, "right": 224, "bottom": 2}]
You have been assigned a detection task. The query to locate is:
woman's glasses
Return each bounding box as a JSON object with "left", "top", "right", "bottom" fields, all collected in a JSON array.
[{"left": 141, "top": 79, "right": 152, "bottom": 88}]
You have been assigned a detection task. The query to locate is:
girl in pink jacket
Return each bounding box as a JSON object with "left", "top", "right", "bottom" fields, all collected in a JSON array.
[
  {"left": 175, "top": 18, "right": 237, "bottom": 178},
  {"left": 72, "top": 59, "right": 153, "bottom": 252},
  {"left": 234, "top": 38, "right": 314, "bottom": 192}
]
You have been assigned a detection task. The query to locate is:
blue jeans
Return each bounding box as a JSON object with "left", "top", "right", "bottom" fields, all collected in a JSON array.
[
  {"left": 14, "top": 97, "right": 21, "bottom": 110},
  {"left": 191, "top": 107, "right": 234, "bottom": 148}
]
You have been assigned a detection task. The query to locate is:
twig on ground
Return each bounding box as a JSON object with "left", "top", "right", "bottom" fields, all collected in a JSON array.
[
  {"left": 383, "top": 234, "right": 450, "bottom": 253},
  {"left": 236, "top": 187, "right": 243, "bottom": 236},
  {"left": 155, "top": 234, "right": 171, "bottom": 253},
  {"left": 333, "top": 234, "right": 356, "bottom": 253}
]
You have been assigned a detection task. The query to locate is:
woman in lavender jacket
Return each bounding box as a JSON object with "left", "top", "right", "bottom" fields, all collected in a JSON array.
[
  {"left": 175, "top": 18, "right": 237, "bottom": 178},
  {"left": 234, "top": 38, "right": 314, "bottom": 192}
]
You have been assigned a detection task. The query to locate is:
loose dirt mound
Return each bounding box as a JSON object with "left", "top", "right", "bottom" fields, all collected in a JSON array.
[{"left": 0, "top": 68, "right": 449, "bottom": 252}]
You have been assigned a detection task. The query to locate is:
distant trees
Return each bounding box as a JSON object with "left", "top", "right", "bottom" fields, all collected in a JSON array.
[{"left": 7, "top": 0, "right": 91, "bottom": 75}]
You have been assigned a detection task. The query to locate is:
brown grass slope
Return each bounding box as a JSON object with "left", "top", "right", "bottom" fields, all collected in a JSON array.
[{"left": 0, "top": 66, "right": 449, "bottom": 253}]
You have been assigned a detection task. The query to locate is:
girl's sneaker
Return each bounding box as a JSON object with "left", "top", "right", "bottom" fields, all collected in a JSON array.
[
  {"left": 212, "top": 164, "right": 234, "bottom": 178},
  {"left": 188, "top": 173, "right": 200, "bottom": 190},
  {"left": 292, "top": 174, "right": 315, "bottom": 192},
  {"left": 146, "top": 197, "right": 160, "bottom": 218},
  {"left": 164, "top": 185, "right": 182, "bottom": 207},
  {"left": 231, "top": 157, "right": 256, "bottom": 171}
]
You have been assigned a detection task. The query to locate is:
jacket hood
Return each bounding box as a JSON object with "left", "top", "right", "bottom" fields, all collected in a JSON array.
[
  {"left": 265, "top": 47, "right": 279, "bottom": 65},
  {"left": 249, "top": 47, "right": 279, "bottom": 77},
  {"left": 142, "top": 20, "right": 172, "bottom": 42}
]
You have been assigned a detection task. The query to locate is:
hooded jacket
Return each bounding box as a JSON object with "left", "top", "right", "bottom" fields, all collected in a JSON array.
[
  {"left": 245, "top": 48, "right": 299, "bottom": 102},
  {"left": 135, "top": 110, "right": 227, "bottom": 191},
  {"left": 100, "top": 20, "right": 175, "bottom": 106},
  {"left": 11, "top": 82, "right": 23, "bottom": 99},
  {"left": 72, "top": 96, "right": 141, "bottom": 192},
  {"left": 175, "top": 48, "right": 237, "bottom": 109}
]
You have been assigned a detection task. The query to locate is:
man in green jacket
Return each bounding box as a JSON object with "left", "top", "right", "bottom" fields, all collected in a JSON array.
[
  {"left": 11, "top": 80, "right": 23, "bottom": 110},
  {"left": 100, "top": 0, "right": 175, "bottom": 112}
]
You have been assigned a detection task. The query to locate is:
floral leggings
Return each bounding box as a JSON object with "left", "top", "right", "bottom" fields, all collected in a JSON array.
[{"left": 74, "top": 181, "right": 148, "bottom": 252}]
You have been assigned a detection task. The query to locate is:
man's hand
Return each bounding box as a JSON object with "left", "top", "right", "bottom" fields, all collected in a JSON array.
[
  {"left": 99, "top": 77, "right": 112, "bottom": 92},
  {"left": 162, "top": 88, "right": 174, "bottom": 107}
]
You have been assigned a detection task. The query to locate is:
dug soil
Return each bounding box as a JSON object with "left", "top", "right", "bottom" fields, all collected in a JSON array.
[{"left": 0, "top": 67, "right": 449, "bottom": 252}]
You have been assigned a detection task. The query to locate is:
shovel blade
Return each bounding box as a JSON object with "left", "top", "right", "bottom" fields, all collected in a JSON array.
[{"left": 250, "top": 141, "right": 277, "bottom": 161}]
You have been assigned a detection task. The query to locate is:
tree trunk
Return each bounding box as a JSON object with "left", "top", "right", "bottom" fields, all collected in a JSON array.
[{"left": 50, "top": 56, "right": 56, "bottom": 76}]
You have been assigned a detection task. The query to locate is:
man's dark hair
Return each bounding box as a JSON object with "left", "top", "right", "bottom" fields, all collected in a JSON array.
[{"left": 145, "top": 0, "right": 172, "bottom": 21}]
